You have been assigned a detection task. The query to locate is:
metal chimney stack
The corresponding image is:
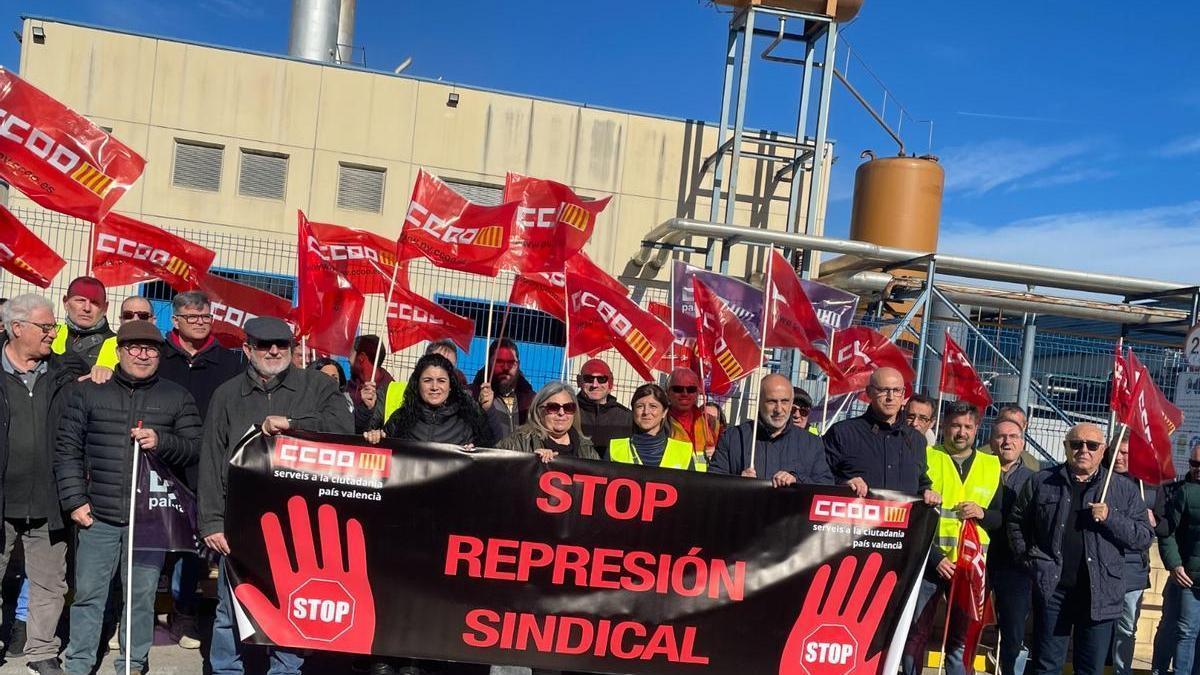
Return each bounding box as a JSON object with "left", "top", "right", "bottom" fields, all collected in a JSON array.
[
  {"left": 288, "top": 0, "right": 340, "bottom": 62},
  {"left": 336, "top": 0, "right": 356, "bottom": 64}
]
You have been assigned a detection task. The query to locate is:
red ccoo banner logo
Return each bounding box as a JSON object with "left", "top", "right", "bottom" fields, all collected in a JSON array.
[
  {"left": 273, "top": 437, "right": 391, "bottom": 479},
  {"left": 809, "top": 496, "right": 910, "bottom": 529}
]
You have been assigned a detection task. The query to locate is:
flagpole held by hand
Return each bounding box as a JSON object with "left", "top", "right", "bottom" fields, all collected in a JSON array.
[
  {"left": 125, "top": 421, "right": 143, "bottom": 675},
  {"left": 820, "top": 328, "right": 836, "bottom": 434},
  {"left": 749, "top": 249, "right": 775, "bottom": 473},
  {"left": 1100, "top": 423, "right": 1128, "bottom": 503},
  {"left": 484, "top": 278, "right": 499, "bottom": 383},
  {"left": 370, "top": 261, "right": 402, "bottom": 384}
]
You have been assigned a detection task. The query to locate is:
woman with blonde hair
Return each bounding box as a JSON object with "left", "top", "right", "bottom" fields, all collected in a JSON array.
[{"left": 497, "top": 381, "right": 599, "bottom": 461}]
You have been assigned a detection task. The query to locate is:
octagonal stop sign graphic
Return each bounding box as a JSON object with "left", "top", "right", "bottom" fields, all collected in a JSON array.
[
  {"left": 287, "top": 579, "right": 355, "bottom": 642},
  {"left": 799, "top": 624, "right": 858, "bottom": 675}
]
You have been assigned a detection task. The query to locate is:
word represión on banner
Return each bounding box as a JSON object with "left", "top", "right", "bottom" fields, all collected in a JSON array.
[{"left": 224, "top": 432, "right": 936, "bottom": 675}]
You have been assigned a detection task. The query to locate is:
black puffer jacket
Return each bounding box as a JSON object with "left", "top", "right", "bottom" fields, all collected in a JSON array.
[
  {"left": 383, "top": 399, "right": 493, "bottom": 446},
  {"left": 577, "top": 394, "right": 632, "bottom": 460},
  {"left": 55, "top": 367, "right": 202, "bottom": 525}
]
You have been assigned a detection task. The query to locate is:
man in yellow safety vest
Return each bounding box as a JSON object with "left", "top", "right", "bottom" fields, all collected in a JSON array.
[{"left": 901, "top": 401, "right": 1002, "bottom": 675}]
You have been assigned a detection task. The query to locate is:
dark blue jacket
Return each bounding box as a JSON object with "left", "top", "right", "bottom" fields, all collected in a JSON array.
[
  {"left": 1007, "top": 464, "right": 1153, "bottom": 620},
  {"left": 1117, "top": 474, "right": 1155, "bottom": 591},
  {"left": 823, "top": 410, "right": 931, "bottom": 495},
  {"left": 989, "top": 462, "right": 1036, "bottom": 571},
  {"left": 709, "top": 419, "right": 833, "bottom": 485}
]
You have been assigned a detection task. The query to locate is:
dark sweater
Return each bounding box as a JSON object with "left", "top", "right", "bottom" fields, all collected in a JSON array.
[
  {"left": 577, "top": 394, "right": 632, "bottom": 460},
  {"left": 709, "top": 418, "right": 834, "bottom": 485},
  {"left": 824, "top": 409, "right": 931, "bottom": 495}
]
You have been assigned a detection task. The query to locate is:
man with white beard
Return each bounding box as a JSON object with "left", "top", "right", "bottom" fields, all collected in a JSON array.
[{"left": 198, "top": 316, "right": 352, "bottom": 674}]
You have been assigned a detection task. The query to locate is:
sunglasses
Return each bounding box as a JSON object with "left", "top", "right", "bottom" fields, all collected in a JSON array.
[
  {"left": 251, "top": 339, "right": 293, "bottom": 352},
  {"left": 1065, "top": 439, "right": 1103, "bottom": 452},
  {"left": 121, "top": 311, "right": 153, "bottom": 321},
  {"left": 792, "top": 405, "right": 811, "bottom": 415},
  {"left": 579, "top": 374, "right": 609, "bottom": 384},
  {"left": 670, "top": 386, "right": 699, "bottom": 394},
  {"left": 541, "top": 402, "right": 577, "bottom": 415}
]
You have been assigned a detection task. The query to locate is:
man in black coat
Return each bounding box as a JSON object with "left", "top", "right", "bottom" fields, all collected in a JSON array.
[
  {"left": 55, "top": 320, "right": 202, "bottom": 675},
  {"left": 0, "top": 294, "right": 89, "bottom": 675},
  {"left": 154, "top": 289, "right": 242, "bottom": 648},
  {"left": 575, "top": 358, "right": 631, "bottom": 460},
  {"left": 709, "top": 374, "right": 833, "bottom": 486},
  {"left": 199, "top": 317, "right": 353, "bottom": 675}
]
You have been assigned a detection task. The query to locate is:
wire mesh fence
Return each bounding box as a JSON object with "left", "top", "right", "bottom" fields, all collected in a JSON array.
[{"left": 3, "top": 201, "right": 1187, "bottom": 461}]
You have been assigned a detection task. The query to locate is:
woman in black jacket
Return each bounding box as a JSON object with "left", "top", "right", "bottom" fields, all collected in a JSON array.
[{"left": 364, "top": 353, "right": 493, "bottom": 447}]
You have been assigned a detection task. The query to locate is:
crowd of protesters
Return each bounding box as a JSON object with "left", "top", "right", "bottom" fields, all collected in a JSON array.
[{"left": 0, "top": 275, "right": 1192, "bottom": 675}]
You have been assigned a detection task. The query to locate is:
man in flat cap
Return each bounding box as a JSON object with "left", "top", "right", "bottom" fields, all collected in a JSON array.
[
  {"left": 198, "top": 317, "right": 352, "bottom": 675},
  {"left": 55, "top": 321, "right": 202, "bottom": 675}
]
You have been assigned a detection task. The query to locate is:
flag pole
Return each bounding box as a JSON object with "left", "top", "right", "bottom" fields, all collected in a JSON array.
[
  {"left": 934, "top": 330, "right": 948, "bottom": 439},
  {"left": 561, "top": 307, "right": 572, "bottom": 382},
  {"left": 668, "top": 263, "right": 677, "bottom": 364},
  {"left": 1100, "top": 423, "right": 1128, "bottom": 503},
  {"left": 370, "top": 261, "right": 402, "bottom": 383},
  {"left": 937, "top": 543, "right": 962, "bottom": 675},
  {"left": 1108, "top": 337, "right": 1125, "bottom": 436},
  {"left": 124, "top": 425, "right": 142, "bottom": 675},
  {"left": 300, "top": 336, "right": 308, "bottom": 368},
  {"left": 749, "top": 249, "right": 775, "bottom": 474},
  {"left": 820, "top": 328, "right": 837, "bottom": 434},
  {"left": 483, "top": 278, "right": 499, "bottom": 384}
]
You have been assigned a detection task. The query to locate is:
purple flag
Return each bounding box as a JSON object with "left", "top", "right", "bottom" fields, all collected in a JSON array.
[{"left": 133, "top": 453, "right": 199, "bottom": 553}]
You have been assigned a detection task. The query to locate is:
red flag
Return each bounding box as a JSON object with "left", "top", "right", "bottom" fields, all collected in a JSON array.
[
  {"left": 1110, "top": 341, "right": 1133, "bottom": 424},
  {"left": 565, "top": 272, "right": 672, "bottom": 381},
  {"left": 692, "top": 278, "right": 762, "bottom": 396},
  {"left": 296, "top": 211, "right": 364, "bottom": 358},
  {"left": 948, "top": 520, "right": 992, "bottom": 675},
  {"left": 397, "top": 170, "right": 515, "bottom": 276},
  {"left": 648, "top": 301, "right": 698, "bottom": 374},
  {"left": 303, "top": 218, "right": 405, "bottom": 295},
  {"left": 0, "top": 204, "right": 65, "bottom": 288},
  {"left": 196, "top": 272, "right": 294, "bottom": 348},
  {"left": 384, "top": 283, "right": 475, "bottom": 354},
  {"left": 507, "top": 253, "right": 622, "bottom": 322},
  {"left": 828, "top": 326, "right": 916, "bottom": 397},
  {"left": 91, "top": 213, "right": 215, "bottom": 291},
  {"left": 762, "top": 248, "right": 844, "bottom": 378},
  {"left": 1126, "top": 350, "right": 1183, "bottom": 484},
  {"left": 0, "top": 68, "right": 145, "bottom": 221},
  {"left": 940, "top": 332, "right": 993, "bottom": 410},
  {"left": 500, "top": 173, "right": 609, "bottom": 273}
]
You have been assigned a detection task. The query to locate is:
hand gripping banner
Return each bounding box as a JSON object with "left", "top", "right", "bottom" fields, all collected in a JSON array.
[
  {"left": 0, "top": 68, "right": 145, "bottom": 221},
  {"left": 225, "top": 431, "right": 936, "bottom": 674}
]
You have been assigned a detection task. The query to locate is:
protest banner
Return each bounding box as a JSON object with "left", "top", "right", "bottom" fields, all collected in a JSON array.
[{"left": 225, "top": 431, "right": 935, "bottom": 674}]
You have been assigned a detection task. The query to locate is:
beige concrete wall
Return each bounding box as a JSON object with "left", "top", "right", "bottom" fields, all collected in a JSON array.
[{"left": 15, "top": 18, "right": 830, "bottom": 288}]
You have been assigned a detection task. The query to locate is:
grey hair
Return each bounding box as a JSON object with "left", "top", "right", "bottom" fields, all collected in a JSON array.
[
  {"left": 172, "top": 291, "right": 210, "bottom": 313},
  {"left": 1, "top": 293, "right": 54, "bottom": 334},
  {"left": 424, "top": 338, "right": 457, "bottom": 356},
  {"left": 527, "top": 381, "right": 582, "bottom": 439}
]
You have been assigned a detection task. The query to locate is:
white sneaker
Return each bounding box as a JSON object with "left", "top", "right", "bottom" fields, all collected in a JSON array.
[
  {"left": 178, "top": 634, "right": 201, "bottom": 649},
  {"left": 108, "top": 626, "right": 120, "bottom": 651}
]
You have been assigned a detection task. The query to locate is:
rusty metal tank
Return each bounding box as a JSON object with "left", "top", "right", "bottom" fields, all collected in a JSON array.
[
  {"left": 711, "top": 0, "right": 864, "bottom": 23},
  {"left": 849, "top": 152, "right": 944, "bottom": 252}
]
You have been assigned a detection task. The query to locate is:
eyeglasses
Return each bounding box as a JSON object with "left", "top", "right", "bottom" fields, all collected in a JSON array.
[
  {"left": 868, "top": 386, "right": 905, "bottom": 397},
  {"left": 579, "top": 374, "right": 609, "bottom": 384},
  {"left": 541, "top": 402, "right": 577, "bottom": 415},
  {"left": 17, "top": 320, "right": 58, "bottom": 335},
  {"left": 120, "top": 311, "right": 153, "bottom": 321},
  {"left": 670, "top": 386, "right": 699, "bottom": 394},
  {"left": 251, "top": 340, "right": 292, "bottom": 352},
  {"left": 905, "top": 412, "right": 933, "bottom": 423},
  {"left": 1065, "top": 439, "right": 1103, "bottom": 452},
  {"left": 792, "top": 405, "right": 811, "bottom": 415},
  {"left": 174, "top": 313, "right": 213, "bottom": 325},
  {"left": 121, "top": 344, "right": 160, "bottom": 357}
]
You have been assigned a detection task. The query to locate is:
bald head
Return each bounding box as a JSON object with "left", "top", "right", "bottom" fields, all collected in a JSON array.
[
  {"left": 1064, "top": 423, "right": 1106, "bottom": 476},
  {"left": 865, "top": 367, "right": 906, "bottom": 422},
  {"left": 759, "top": 374, "right": 794, "bottom": 434}
]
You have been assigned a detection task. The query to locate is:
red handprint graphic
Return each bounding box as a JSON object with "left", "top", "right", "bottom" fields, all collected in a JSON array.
[
  {"left": 779, "top": 552, "right": 897, "bottom": 675},
  {"left": 234, "top": 496, "right": 376, "bottom": 654}
]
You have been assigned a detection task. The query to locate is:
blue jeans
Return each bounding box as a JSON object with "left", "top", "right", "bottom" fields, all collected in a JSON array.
[
  {"left": 1112, "top": 589, "right": 1143, "bottom": 675},
  {"left": 1028, "top": 585, "right": 1114, "bottom": 675},
  {"left": 1153, "top": 581, "right": 1181, "bottom": 675},
  {"left": 64, "top": 519, "right": 164, "bottom": 675},
  {"left": 990, "top": 563, "right": 1032, "bottom": 675},
  {"left": 15, "top": 578, "right": 28, "bottom": 622},
  {"left": 170, "top": 552, "right": 204, "bottom": 614},
  {"left": 212, "top": 557, "right": 303, "bottom": 675},
  {"left": 901, "top": 576, "right": 966, "bottom": 675},
  {"left": 1175, "top": 585, "right": 1200, "bottom": 675}
]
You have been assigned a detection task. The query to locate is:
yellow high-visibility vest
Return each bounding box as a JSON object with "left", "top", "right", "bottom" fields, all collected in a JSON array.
[
  {"left": 51, "top": 323, "right": 118, "bottom": 369},
  {"left": 926, "top": 446, "right": 1001, "bottom": 562},
  {"left": 384, "top": 381, "right": 406, "bottom": 420},
  {"left": 610, "top": 437, "right": 697, "bottom": 471}
]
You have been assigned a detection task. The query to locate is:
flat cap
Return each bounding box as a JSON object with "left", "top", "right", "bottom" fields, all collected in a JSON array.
[
  {"left": 244, "top": 317, "right": 294, "bottom": 343},
  {"left": 116, "top": 320, "right": 163, "bottom": 345}
]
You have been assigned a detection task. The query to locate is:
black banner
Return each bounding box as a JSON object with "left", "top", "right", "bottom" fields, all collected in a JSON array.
[{"left": 225, "top": 432, "right": 936, "bottom": 675}]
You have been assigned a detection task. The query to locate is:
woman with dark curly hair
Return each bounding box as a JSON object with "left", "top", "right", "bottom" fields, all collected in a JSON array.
[{"left": 363, "top": 352, "right": 492, "bottom": 447}]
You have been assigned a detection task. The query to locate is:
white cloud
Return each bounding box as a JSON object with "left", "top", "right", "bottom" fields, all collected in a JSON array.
[
  {"left": 939, "top": 201, "right": 1200, "bottom": 290},
  {"left": 1158, "top": 134, "right": 1200, "bottom": 158},
  {"left": 939, "top": 138, "right": 1094, "bottom": 196}
]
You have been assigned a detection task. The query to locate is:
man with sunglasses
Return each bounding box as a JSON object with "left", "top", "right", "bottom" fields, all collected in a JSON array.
[
  {"left": 666, "top": 368, "right": 717, "bottom": 470},
  {"left": 824, "top": 367, "right": 939, "bottom": 503},
  {"left": 791, "top": 387, "right": 817, "bottom": 434},
  {"left": 55, "top": 321, "right": 202, "bottom": 675},
  {"left": 1008, "top": 423, "right": 1152, "bottom": 675},
  {"left": 0, "top": 295, "right": 89, "bottom": 674},
  {"left": 199, "top": 316, "right": 352, "bottom": 675},
  {"left": 575, "top": 358, "right": 630, "bottom": 460},
  {"left": 155, "top": 290, "right": 242, "bottom": 648},
  {"left": 51, "top": 276, "right": 118, "bottom": 373}
]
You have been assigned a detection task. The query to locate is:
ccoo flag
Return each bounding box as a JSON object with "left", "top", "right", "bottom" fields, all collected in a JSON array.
[
  {"left": 762, "top": 248, "right": 844, "bottom": 379},
  {"left": 1125, "top": 350, "right": 1183, "bottom": 485},
  {"left": 500, "top": 173, "right": 609, "bottom": 274},
  {"left": 303, "top": 218, "right": 407, "bottom": 296},
  {"left": 939, "top": 332, "right": 993, "bottom": 410},
  {"left": 828, "top": 327, "right": 916, "bottom": 397},
  {"left": 692, "top": 278, "right": 762, "bottom": 396},
  {"left": 196, "top": 272, "right": 295, "bottom": 348},
  {"left": 397, "top": 170, "right": 515, "bottom": 277},
  {"left": 296, "top": 211, "right": 365, "bottom": 357},
  {"left": 0, "top": 204, "right": 65, "bottom": 288},
  {"left": 565, "top": 272, "right": 672, "bottom": 381},
  {"left": 91, "top": 213, "right": 215, "bottom": 291}
]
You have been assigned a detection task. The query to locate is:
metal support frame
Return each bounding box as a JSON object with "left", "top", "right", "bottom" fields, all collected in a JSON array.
[
  {"left": 914, "top": 257, "right": 937, "bottom": 386},
  {"left": 1017, "top": 313, "right": 1038, "bottom": 412},
  {"left": 798, "top": 19, "right": 837, "bottom": 277}
]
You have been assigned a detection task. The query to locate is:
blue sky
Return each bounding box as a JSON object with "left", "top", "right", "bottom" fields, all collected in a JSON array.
[{"left": 5, "top": 1, "right": 1200, "bottom": 285}]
